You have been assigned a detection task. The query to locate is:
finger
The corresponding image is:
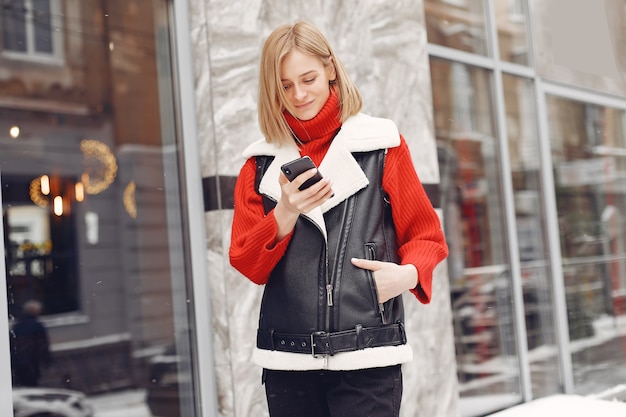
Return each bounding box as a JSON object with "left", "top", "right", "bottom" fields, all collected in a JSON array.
[
  {"left": 293, "top": 168, "right": 320, "bottom": 189},
  {"left": 306, "top": 176, "right": 333, "bottom": 196},
  {"left": 351, "top": 258, "right": 381, "bottom": 271}
]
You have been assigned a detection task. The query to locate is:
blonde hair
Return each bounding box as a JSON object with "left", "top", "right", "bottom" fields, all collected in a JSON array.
[{"left": 258, "top": 20, "right": 363, "bottom": 145}]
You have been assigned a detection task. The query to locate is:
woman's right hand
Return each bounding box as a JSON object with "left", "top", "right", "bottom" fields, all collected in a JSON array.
[{"left": 273, "top": 168, "right": 333, "bottom": 240}]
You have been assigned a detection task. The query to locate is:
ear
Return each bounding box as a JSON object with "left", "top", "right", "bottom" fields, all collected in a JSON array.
[{"left": 327, "top": 57, "right": 337, "bottom": 83}]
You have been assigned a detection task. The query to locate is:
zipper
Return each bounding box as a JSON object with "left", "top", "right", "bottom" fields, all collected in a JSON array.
[
  {"left": 291, "top": 209, "right": 333, "bottom": 333},
  {"left": 326, "top": 284, "right": 333, "bottom": 306},
  {"left": 326, "top": 200, "right": 353, "bottom": 332},
  {"left": 366, "top": 243, "right": 386, "bottom": 324},
  {"left": 266, "top": 194, "right": 333, "bottom": 333}
]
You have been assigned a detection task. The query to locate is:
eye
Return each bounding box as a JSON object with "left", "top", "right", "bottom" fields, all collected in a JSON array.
[
  {"left": 304, "top": 77, "right": 315, "bottom": 84},
  {"left": 282, "top": 84, "right": 291, "bottom": 91}
]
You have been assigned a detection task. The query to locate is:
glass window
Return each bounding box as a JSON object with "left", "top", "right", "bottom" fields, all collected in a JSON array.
[
  {"left": 32, "top": 0, "right": 53, "bottom": 53},
  {"left": 1, "top": 0, "right": 62, "bottom": 60},
  {"left": 493, "top": 0, "right": 531, "bottom": 65},
  {"left": 2, "top": 1, "right": 198, "bottom": 416},
  {"left": 424, "top": 0, "right": 489, "bottom": 56},
  {"left": 547, "top": 96, "right": 626, "bottom": 395},
  {"left": 2, "top": 0, "right": 27, "bottom": 52},
  {"left": 432, "top": 57, "right": 521, "bottom": 416},
  {"left": 502, "top": 74, "right": 560, "bottom": 398}
]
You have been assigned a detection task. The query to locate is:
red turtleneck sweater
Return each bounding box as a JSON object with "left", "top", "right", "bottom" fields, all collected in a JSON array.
[{"left": 229, "top": 91, "right": 448, "bottom": 303}]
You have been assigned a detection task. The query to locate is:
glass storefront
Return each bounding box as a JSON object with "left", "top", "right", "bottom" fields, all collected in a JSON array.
[
  {"left": 428, "top": 0, "right": 626, "bottom": 415},
  {"left": 432, "top": 57, "right": 523, "bottom": 415},
  {"left": 502, "top": 74, "right": 561, "bottom": 399},
  {"left": 1, "top": 1, "right": 625, "bottom": 416},
  {"left": 547, "top": 97, "right": 626, "bottom": 395},
  {"left": 1, "top": 1, "right": 198, "bottom": 416},
  {"left": 425, "top": 0, "right": 489, "bottom": 56},
  {"left": 493, "top": 0, "right": 530, "bottom": 65}
]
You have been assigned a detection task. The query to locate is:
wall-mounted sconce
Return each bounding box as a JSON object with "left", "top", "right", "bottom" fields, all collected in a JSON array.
[{"left": 10, "top": 125, "right": 20, "bottom": 139}]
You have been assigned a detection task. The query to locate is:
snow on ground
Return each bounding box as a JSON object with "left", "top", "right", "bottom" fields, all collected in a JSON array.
[
  {"left": 87, "top": 389, "right": 153, "bottom": 417},
  {"left": 86, "top": 389, "right": 626, "bottom": 417},
  {"left": 487, "top": 394, "right": 626, "bottom": 416}
]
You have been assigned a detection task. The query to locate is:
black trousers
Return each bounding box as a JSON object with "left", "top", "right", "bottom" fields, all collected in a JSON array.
[{"left": 263, "top": 365, "right": 403, "bottom": 417}]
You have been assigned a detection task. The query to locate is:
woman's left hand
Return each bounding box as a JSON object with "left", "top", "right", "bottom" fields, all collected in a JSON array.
[{"left": 350, "top": 258, "right": 418, "bottom": 303}]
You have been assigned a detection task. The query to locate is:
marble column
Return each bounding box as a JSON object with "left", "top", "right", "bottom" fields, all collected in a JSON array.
[{"left": 188, "top": 1, "right": 459, "bottom": 416}]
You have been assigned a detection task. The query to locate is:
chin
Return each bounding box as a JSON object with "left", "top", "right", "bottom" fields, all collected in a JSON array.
[{"left": 294, "top": 109, "right": 318, "bottom": 120}]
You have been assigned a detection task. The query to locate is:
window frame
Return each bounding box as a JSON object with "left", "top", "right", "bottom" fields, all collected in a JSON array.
[
  {"left": 0, "top": 173, "right": 12, "bottom": 417},
  {"left": 1, "top": 0, "right": 64, "bottom": 64}
]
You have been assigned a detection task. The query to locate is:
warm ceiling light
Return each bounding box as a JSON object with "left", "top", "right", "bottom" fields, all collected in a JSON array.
[
  {"left": 40, "top": 175, "right": 50, "bottom": 195},
  {"left": 75, "top": 182, "right": 85, "bottom": 202},
  {"left": 53, "top": 196, "right": 64, "bottom": 216},
  {"left": 9, "top": 126, "right": 20, "bottom": 139}
]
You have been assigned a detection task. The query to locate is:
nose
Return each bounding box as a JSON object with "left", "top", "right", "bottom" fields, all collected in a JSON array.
[{"left": 292, "top": 84, "right": 306, "bottom": 101}]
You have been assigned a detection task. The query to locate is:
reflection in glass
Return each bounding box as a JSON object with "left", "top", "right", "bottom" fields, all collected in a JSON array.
[
  {"left": 431, "top": 58, "right": 521, "bottom": 416},
  {"left": 5, "top": 187, "right": 79, "bottom": 317},
  {"left": 1, "top": 0, "right": 28, "bottom": 52},
  {"left": 502, "top": 74, "right": 560, "bottom": 398},
  {"left": 1, "top": 1, "right": 196, "bottom": 416},
  {"left": 493, "top": 0, "right": 530, "bottom": 65},
  {"left": 547, "top": 96, "right": 626, "bottom": 395},
  {"left": 425, "top": 0, "right": 489, "bottom": 56},
  {"left": 1, "top": 0, "right": 61, "bottom": 58},
  {"left": 32, "top": 0, "right": 53, "bottom": 53}
]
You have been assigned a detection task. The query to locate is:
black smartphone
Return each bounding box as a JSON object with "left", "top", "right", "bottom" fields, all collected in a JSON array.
[{"left": 280, "top": 156, "right": 324, "bottom": 190}]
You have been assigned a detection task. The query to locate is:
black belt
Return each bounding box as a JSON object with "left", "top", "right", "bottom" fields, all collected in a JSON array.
[{"left": 257, "top": 323, "right": 407, "bottom": 356}]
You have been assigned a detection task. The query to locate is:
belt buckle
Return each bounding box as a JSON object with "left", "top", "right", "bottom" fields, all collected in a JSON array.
[{"left": 310, "top": 331, "right": 326, "bottom": 357}]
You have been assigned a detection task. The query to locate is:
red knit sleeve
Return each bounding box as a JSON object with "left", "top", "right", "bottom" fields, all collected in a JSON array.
[
  {"left": 383, "top": 135, "right": 449, "bottom": 303},
  {"left": 229, "top": 158, "right": 293, "bottom": 285}
]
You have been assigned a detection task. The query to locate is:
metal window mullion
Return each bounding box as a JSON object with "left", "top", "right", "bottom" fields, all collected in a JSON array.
[
  {"left": 543, "top": 81, "right": 626, "bottom": 111},
  {"left": 0, "top": 170, "right": 14, "bottom": 415},
  {"left": 500, "top": 60, "right": 535, "bottom": 78},
  {"left": 485, "top": 0, "right": 533, "bottom": 403},
  {"left": 50, "top": 0, "right": 64, "bottom": 61},
  {"left": 522, "top": 0, "right": 536, "bottom": 69},
  {"left": 534, "top": 77, "right": 575, "bottom": 394},
  {"left": 427, "top": 43, "right": 495, "bottom": 70},
  {"left": 427, "top": 44, "right": 535, "bottom": 81},
  {"left": 25, "top": 0, "right": 36, "bottom": 55}
]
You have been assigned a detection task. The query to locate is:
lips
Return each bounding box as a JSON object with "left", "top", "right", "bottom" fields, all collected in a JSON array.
[{"left": 295, "top": 100, "right": 314, "bottom": 109}]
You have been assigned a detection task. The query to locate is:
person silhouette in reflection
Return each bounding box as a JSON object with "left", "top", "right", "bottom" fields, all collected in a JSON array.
[{"left": 10, "top": 299, "right": 52, "bottom": 387}]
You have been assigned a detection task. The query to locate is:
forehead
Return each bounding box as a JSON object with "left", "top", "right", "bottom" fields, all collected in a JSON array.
[{"left": 280, "top": 49, "right": 324, "bottom": 78}]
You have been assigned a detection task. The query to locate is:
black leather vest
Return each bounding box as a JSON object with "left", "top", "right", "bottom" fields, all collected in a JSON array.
[{"left": 254, "top": 150, "right": 406, "bottom": 354}]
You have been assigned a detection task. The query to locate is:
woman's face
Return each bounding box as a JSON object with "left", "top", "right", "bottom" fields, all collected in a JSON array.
[{"left": 280, "top": 49, "right": 336, "bottom": 121}]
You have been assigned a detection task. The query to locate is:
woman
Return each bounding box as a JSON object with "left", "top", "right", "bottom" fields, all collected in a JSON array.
[{"left": 229, "top": 20, "right": 448, "bottom": 417}]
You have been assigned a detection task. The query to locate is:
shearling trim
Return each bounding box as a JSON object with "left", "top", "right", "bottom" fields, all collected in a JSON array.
[
  {"left": 242, "top": 113, "right": 400, "bottom": 234},
  {"left": 241, "top": 113, "right": 400, "bottom": 158},
  {"left": 252, "top": 344, "right": 413, "bottom": 371}
]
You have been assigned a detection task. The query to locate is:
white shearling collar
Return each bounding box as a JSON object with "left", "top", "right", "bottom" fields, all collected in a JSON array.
[{"left": 242, "top": 113, "right": 400, "bottom": 235}]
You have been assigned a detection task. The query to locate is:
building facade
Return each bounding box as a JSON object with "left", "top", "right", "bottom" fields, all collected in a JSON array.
[{"left": 0, "top": 1, "right": 625, "bottom": 417}]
